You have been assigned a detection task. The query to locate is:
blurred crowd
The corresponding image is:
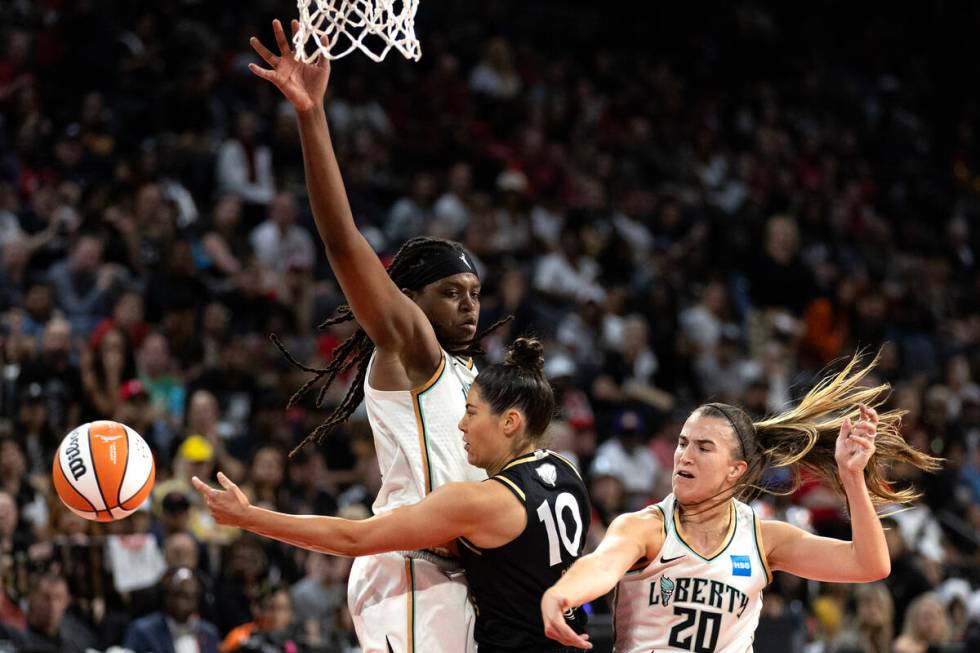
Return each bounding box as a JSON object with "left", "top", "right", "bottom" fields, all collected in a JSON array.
[{"left": 0, "top": 1, "right": 978, "bottom": 652}]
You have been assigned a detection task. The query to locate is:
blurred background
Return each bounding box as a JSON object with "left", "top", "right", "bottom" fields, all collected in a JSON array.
[{"left": 0, "top": 1, "right": 978, "bottom": 651}]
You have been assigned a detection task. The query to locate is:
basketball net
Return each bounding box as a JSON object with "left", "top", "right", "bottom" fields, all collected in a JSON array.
[{"left": 293, "top": 0, "right": 421, "bottom": 63}]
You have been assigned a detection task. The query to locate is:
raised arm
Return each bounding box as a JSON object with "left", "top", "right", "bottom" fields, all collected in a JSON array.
[
  {"left": 192, "top": 472, "right": 499, "bottom": 557},
  {"left": 541, "top": 510, "right": 664, "bottom": 649},
  {"left": 763, "top": 405, "right": 890, "bottom": 582},
  {"left": 248, "top": 20, "right": 439, "bottom": 359}
]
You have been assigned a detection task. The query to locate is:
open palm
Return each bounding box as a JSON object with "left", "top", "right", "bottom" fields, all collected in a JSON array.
[{"left": 250, "top": 19, "right": 330, "bottom": 112}]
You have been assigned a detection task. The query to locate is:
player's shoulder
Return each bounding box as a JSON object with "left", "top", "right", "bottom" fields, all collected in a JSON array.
[
  {"left": 428, "top": 480, "right": 514, "bottom": 520},
  {"left": 610, "top": 504, "right": 666, "bottom": 536},
  {"left": 501, "top": 450, "right": 586, "bottom": 491},
  {"left": 545, "top": 450, "right": 584, "bottom": 480}
]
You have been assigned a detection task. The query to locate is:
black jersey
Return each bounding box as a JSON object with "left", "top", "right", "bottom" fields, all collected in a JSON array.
[{"left": 458, "top": 449, "right": 591, "bottom": 652}]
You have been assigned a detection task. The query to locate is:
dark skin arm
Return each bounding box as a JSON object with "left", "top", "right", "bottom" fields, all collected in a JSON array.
[{"left": 249, "top": 20, "right": 441, "bottom": 389}]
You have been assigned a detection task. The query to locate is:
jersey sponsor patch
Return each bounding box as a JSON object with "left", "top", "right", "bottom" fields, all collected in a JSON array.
[
  {"left": 535, "top": 463, "right": 557, "bottom": 487},
  {"left": 730, "top": 555, "right": 751, "bottom": 577}
]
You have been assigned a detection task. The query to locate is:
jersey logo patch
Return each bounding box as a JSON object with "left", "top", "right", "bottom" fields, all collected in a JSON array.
[
  {"left": 659, "top": 575, "right": 675, "bottom": 606},
  {"left": 535, "top": 463, "right": 557, "bottom": 487},
  {"left": 731, "top": 555, "right": 751, "bottom": 576}
]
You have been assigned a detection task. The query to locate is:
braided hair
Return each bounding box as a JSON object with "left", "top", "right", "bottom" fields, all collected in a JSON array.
[{"left": 274, "top": 237, "right": 513, "bottom": 456}]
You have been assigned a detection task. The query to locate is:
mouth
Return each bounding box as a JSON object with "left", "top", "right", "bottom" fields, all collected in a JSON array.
[
  {"left": 675, "top": 471, "right": 695, "bottom": 480},
  {"left": 459, "top": 321, "right": 477, "bottom": 334}
]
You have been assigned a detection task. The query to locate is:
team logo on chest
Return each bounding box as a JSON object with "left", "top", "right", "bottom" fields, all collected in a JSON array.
[
  {"left": 535, "top": 463, "right": 557, "bottom": 487},
  {"left": 659, "top": 575, "right": 676, "bottom": 606}
]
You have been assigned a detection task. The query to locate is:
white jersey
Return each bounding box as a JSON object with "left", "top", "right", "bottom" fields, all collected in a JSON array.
[
  {"left": 613, "top": 494, "right": 771, "bottom": 653},
  {"left": 364, "top": 349, "right": 486, "bottom": 514}
]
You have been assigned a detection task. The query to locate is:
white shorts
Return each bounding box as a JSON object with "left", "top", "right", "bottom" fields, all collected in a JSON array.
[{"left": 348, "top": 551, "right": 476, "bottom": 653}]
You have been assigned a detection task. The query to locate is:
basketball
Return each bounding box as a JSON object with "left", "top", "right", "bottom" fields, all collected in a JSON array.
[{"left": 52, "top": 421, "right": 156, "bottom": 522}]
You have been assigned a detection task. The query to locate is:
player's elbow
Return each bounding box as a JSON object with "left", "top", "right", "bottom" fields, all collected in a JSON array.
[
  {"left": 869, "top": 557, "right": 891, "bottom": 581},
  {"left": 856, "top": 558, "right": 890, "bottom": 582}
]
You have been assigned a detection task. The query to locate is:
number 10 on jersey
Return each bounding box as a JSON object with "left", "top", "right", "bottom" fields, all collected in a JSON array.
[{"left": 536, "top": 492, "right": 583, "bottom": 566}]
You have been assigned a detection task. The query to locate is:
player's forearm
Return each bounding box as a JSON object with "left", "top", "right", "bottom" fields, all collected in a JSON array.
[
  {"left": 546, "top": 554, "right": 623, "bottom": 606},
  {"left": 242, "top": 504, "right": 366, "bottom": 557},
  {"left": 841, "top": 470, "right": 890, "bottom": 580},
  {"left": 294, "top": 105, "right": 361, "bottom": 255}
]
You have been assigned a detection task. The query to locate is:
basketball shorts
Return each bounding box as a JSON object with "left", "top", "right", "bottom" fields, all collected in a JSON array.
[{"left": 348, "top": 551, "right": 476, "bottom": 653}]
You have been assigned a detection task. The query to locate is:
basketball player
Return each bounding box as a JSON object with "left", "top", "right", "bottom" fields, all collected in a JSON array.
[
  {"left": 540, "top": 354, "right": 941, "bottom": 652},
  {"left": 247, "top": 19, "right": 508, "bottom": 653},
  {"left": 194, "top": 338, "right": 591, "bottom": 653}
]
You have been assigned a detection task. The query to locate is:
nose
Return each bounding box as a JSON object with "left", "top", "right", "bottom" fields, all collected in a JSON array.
[
  {"left": 677, "top": 446, "right": 693, "bottom": 467},
  {"left": 458, "top": 416, "right": 467, "bottom": 433}
]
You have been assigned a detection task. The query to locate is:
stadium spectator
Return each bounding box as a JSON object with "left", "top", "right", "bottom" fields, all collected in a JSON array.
[{"left": 123, "top": 566, "right": 221, "bottom": 653}]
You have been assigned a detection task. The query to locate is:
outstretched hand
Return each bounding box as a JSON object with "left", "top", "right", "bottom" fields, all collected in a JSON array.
[
  {"left": 249, "top": 19, "right": 330, "bottom": 112},
  {"left": 191, "top": 472, "right": 252, "bottom": 528},
  {"left": 835, "top": 405, "right": 878, "bottom": 475},
  {"left": 541, "top": 590, "right": 592, "bottom": 650}
]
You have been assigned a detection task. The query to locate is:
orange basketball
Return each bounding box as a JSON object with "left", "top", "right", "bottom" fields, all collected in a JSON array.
[{"left": 52, "top": 420, "right": 155, "bottom": 522}]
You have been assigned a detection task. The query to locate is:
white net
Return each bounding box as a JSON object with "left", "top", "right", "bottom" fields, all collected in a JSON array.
[{"left": 293, "top": 0, "right": 421, "bottom": 63}]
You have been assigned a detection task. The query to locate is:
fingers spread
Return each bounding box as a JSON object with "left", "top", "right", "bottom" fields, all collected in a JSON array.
[
  {"left": 273, "top": 19, "right": 291, "bottom": 54},
  {"left": 250, "top": 37, "right": 279, "bottom": 65},
  {"left": 190, "top": 476, "right": 210, "bottom": 494},
  {"left": 248, "top": 63, "right": 275, "bottom": 80}
]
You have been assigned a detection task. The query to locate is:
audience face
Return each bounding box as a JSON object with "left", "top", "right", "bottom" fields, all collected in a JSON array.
[
  {"left": 1, "top": 238, "right": 29, "bottom": 272},
  {"left": 69, "top": 236, "right": 103, "bottom": 275},
  {"left": 27, "top": 575, "right": 70, "bottom": 636},
  {"left": 904, "top": 593, "right": 950, "bottom": 644},
  {"left": 23, "top": 283, "right": 54, "bottom": 321},
  {"left": 186, "top": 390, "right": 220, "bottom": 435},
  {"left": 0, "top": 440, "right": 27, "bottom": 480},
  {"left": 164, "top": 568, "right": 201, "bottom": 625},
  {"left": 256, "top": 589, "right": 293, "bottom": 631},
  {"left": 164, "top": 532, "right": 199, "bottom": 569},
  {"left": 250, "top": 447, "right": 285, "bottom": 489},
  {"left": 41, "top": 318, "right": 72, "bottom": 358},
  {"left": 212, "top": 195, "right": 241, "bottom": 232},
  {"left": 269, "top": 192, "right": 296, "bottom": 229},
  {"left": 855, "top": 583, "right": 893, "bottom": 630},
  {"left": 113, "top": 292, "right": 144, "bottom": 329},
  {"left": 139, "top": 332, "right": 172, "bottom": 377}
]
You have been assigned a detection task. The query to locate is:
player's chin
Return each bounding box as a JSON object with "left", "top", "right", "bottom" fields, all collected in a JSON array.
[
  {"left": 455, "top": 323, "right": 478, "bottom": 341},
  {"left": 671, "top": 482, "right": 701, "bottom": 504},
  {"left": 444, "top": 328, "right": 477, "bottom": 351}
]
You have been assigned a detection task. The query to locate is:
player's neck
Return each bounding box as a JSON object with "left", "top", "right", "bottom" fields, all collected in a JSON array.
[
  {"left": 675, "top": 494, "right": 733, "bottom": 530},
  {"left": 486, "top": 443, "right": 536, "bottom": 477}
]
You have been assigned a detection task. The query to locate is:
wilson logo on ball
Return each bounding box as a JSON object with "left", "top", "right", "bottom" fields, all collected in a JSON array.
[
  {"left": 53, "top": 421, "right": 155, "bottom": 522},
  {"left": 64, "top": 430, "right": 87, "bottom": 481}
]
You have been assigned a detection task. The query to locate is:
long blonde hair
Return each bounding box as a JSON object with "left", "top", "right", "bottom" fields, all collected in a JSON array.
[{"left": 699, "top": 351, "right": 941, "bottom": 507}]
